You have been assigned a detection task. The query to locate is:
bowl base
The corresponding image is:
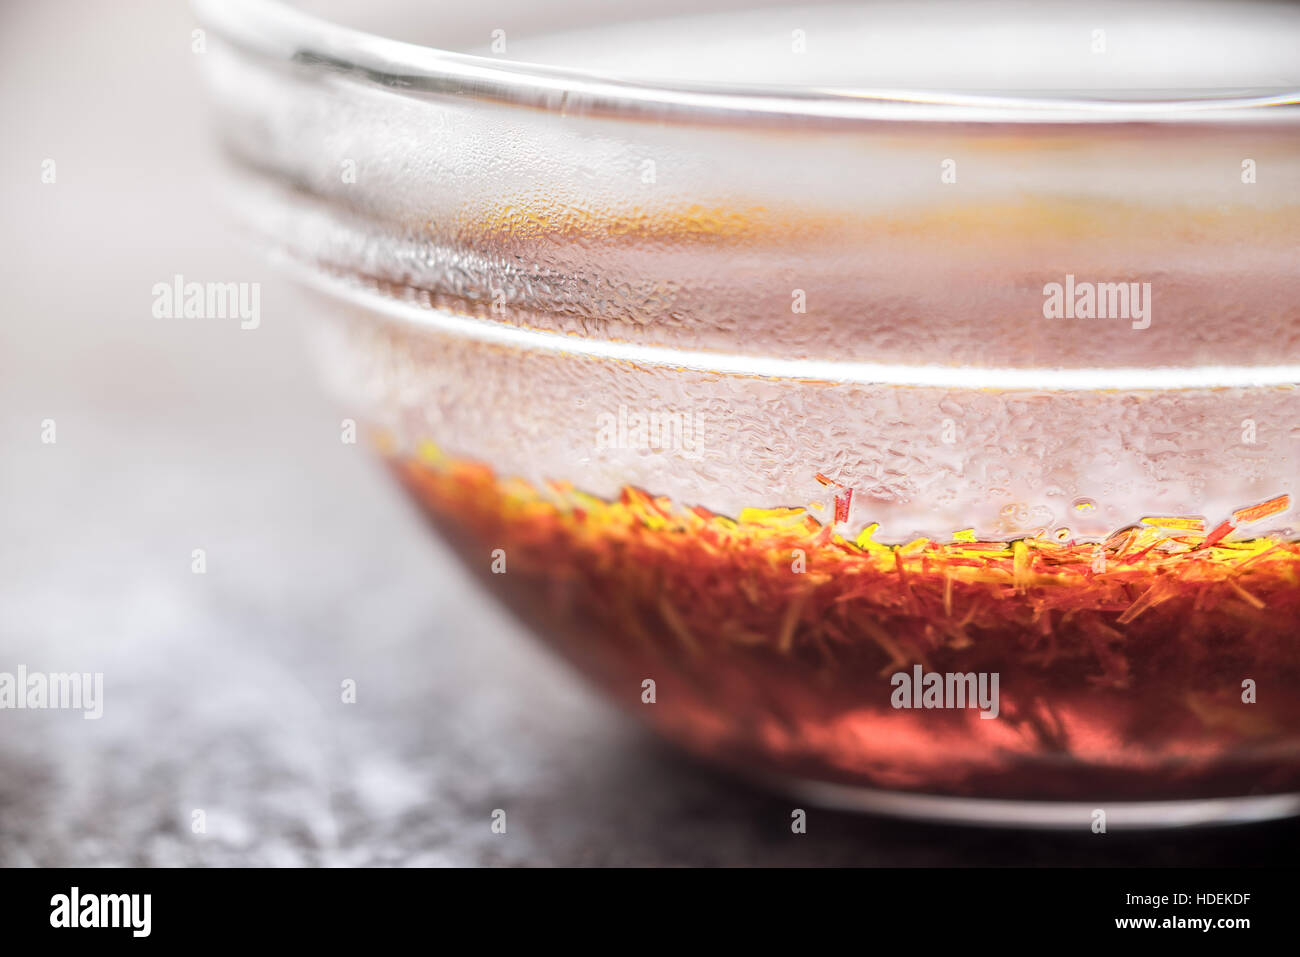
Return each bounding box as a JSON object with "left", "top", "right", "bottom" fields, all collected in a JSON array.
[{"left": 768, "top": 775, "right": 1300, "bottom": 829}]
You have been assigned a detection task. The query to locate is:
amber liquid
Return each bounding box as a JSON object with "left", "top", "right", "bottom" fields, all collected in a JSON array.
[{"left": 394, "top": 453, "right": 1300, "bottom": 803}]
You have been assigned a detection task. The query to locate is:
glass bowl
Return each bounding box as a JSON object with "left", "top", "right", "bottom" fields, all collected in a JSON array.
[{"left": 194, "top": 0, "right": 1300, "bottom": 827}]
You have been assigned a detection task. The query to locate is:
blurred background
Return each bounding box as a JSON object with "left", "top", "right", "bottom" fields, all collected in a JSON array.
[{"left": 1, "top": 0, "right": 1295, "bottom": 866}]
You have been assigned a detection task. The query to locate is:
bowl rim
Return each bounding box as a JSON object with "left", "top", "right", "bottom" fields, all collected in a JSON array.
[{"left": 193, "top": 0, "right": 1300, "bottom": 126}]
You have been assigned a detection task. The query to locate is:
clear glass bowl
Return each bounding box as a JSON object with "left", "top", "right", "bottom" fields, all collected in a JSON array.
[{"left": 195, "top": 0, "right": 1300, "bottom": 826}]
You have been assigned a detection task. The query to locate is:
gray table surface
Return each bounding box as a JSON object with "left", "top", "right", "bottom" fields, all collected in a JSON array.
[{"left": 1, "top": 0, "right": 1295, "bottom": 867}]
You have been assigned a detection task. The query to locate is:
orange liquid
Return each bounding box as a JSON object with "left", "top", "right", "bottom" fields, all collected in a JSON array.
[{"left": 393, "top": 450, "right": 1300, "bottom": 802}]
